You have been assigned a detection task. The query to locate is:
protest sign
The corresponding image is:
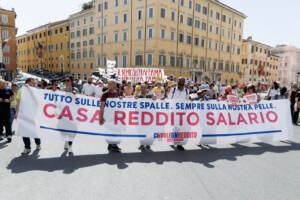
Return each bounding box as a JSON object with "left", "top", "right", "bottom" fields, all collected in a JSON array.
[
  {"left": 117, "top": 68, "right": 165, "bottom": 83},
  {"left": 227, "top": 95, "right": 240, "bottom": 104},
  {"left": 244, "top": 93, "right": 258, "bottom": 104},
  {"left": 16, "top": 87, "right": 293, "bottom": 145}
]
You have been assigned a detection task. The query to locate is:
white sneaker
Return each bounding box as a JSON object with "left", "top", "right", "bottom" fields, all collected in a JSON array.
[
  {"left": 22, "top": 148, "right": 31, "bottom": 154},
  {"left": 64, "top": 142, "right": 69, "bottom": 150},
  {"left": 36, "top": 145, "right": 41, "bottom": 150},
  {"left": 68, "top": 146, "right": 73, "bottom": 154}
]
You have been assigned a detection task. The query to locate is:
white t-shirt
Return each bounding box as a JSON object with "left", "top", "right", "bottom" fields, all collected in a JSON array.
[
  {"left": 168, "top": 88, "right": 189, "bottom": 100},
  {"left": 268, "top": 88, "right": 279, "bottom": 100},
  {"left": 82, "top": 83, "right": 96, "bottom": 96},
  {"left": 95, "top": 86, "right": 103, "bottom": 98}
]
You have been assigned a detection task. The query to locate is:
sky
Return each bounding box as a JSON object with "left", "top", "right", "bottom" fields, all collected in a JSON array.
[{"left": 0, "top": 0, "right": 299, "bottom": 48}]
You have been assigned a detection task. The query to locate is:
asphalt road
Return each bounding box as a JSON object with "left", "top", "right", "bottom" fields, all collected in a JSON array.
[{"left": 0, "top": 125, "right": 299, "bottom": 200}]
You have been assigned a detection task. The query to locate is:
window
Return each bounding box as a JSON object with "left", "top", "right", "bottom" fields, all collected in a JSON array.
[
  {"left": 187, "top": 17, "right": 193, "bottom": 26},
  {"left": 226, "top": 45, "right": 230, "bottom": 53},
  {"left": 177, "top": 57, "right": 183, "bottom": 67},
  {"left": 170, "top": 56, "right": 175, "bottom": 66},
  {"left": 103, "top": 34, "right": 107, "bottom": 43},
  {"left": 115, "top": 56, "right": 118, "bottom": 67},
  {"left": 149, "top": 7, "right": 154, "bottom": 18},
  {"left": 147, "top": 54, "right": 153, "bottom": 65},
  {"left": 208, "top": 40, "right": 212, "bottom": 49},
  {"left": 123, "top": 31, "right": 127, "bottom": 41},
  {"left": 84, "top": 18, "right": 87, "bottom": 25},
  {"left": 194, "top": 37, "right": 199, "bottom": 46},
  {"left": 209, "top": 24, "right": 213, "bottom": 32},
  {"left": 159, "top": 55, "right": 166, "bottom": 66},
  {"left": 201, "top": 39, "right": 205, "bottom": 48},
  {"left": 104, "top": 1, "right": 108, "bottom": 10},
  {"left": 189, "top": 0, "right": 192, "bottom": 9},
  {"left": 161, "top": 28, "right": 165, "bottom": 39},
  {"left": 137, "top": 29, "right": 142, "bottom": 40},
  {"left": 207, "top": 60, "right": 211, "bottom": 70},
  {"left": 124, "top": 0, "right": 128, "bottom": 5},
  {"left": 89, "top": 49, "right": 94, "bottom": 58},
  {"left": 98, "top": 19, "right": 101, "bottom": 28},
  {"left": 203, "top": 7, "right": 207, "bottom": 15},
  {"left": 114, "top": 32, "right": 119, "bottom": 42},
  {"left": 193, "top": 59, "right": 198, "bottom": 68},
  {"left": 222, "top": 15, "right": 226, "bottom": 22},
  {"left": 97, "top": 36, "right": 101, "bottom": 45},
  {"left": 219, "top": 62, "right": 223, "bottom": 70},
  {"left": 104, "top": 17, "right": 107, "bottom": 26},
  {"left": 237, "top": 48, "right": 241, "bottom": 55},
  {"left": 187, "top": 35, "right": 192, "bottom": 44},
  {"left": 3, "top": 57, "right": 9, "bottom": 64},
  {"left": 123, "top": 12, "right": 128, "bottom": 23},
  {"left": 148, "top": 27, "right": 153, "bottom": 38},
  {"left": 115, "top": 0, "right": 119, "bottom": 7},
  {"left": 181, "top": 0, "right": 184, "bottom": 6},
  {"left": 225, "top": 63, "right": 229, "bottom": 71},
  {"left": 2, "top": 30, "right": 9, "bottom": 39},
  {"left": 171, "top": 11, "right": 175, "bottom": 21},
  {"left": 98, "top": 4, "right": 102, "bottom": 12},
  {"left": 89, "top": 39, "right": 94, "bottom": 45},
  {"left": 161, "top": 8, "right": 166, "bottom": 18},
  {"left": 216, "top": 12, "right": 220, "bottom": 20},
  {"left": 216, "top": 27, "right": 219, "bottom": 34},
  {"left": 89, "top": 27, "right": 94, "bottom": 35},
  {"left": 202, "top": 22, "right": 206, "bottom": 30},
  {"left": 76, "top": 30, "right": 81, "bottom": 37},
  {"left": 180, "top": 14, "right": 184, "bottom": 24},
  {"left": 97, "top": 55, "right": 101, "bottom": 66},
  {"left": 90, "top": 16, "right": 94, "bottom": 23},
  {"left": 195, "top": 3, "right": 201, "bottom": 12},
  {"left": 76, "top": 42, "right": 81, "bottom": 48},
  {"left": 83, "top": 40, "right": 87, "bottom": 46},
  {"left": 115, "top": 14, "right": 119, "bottom": 24},
  {"left": 171, "top": 31, "right": 175, "bottom": 41},
  {"left": 231, "top": 64, "right": 235, "bottom": 72},
  {"left": 228, "top": 30, "right": 231, "bottom": 39},
  {"left": 138, "top": 10, "right": 143, "bottom": 20},
  {"left": 136, "top": 55, "right": 143, "bottom": 65},
  {"left": 186, "top": 58, "right": 190, "bottom": 68},
  {"left": 179, "top": 33, "right": 184, "bottom": 42},
  {"left": 83, "top": 29, "right": 87, "bottom": 36},
  {"left": 210, "top": 9, "right": 213, "bottom": 18},
  {"left": 200, "top": 59, "right": 205, "bottom": 69},
  {"left": 195, "top": 19, "right": 200, "bottom": 28},
  {"left": 123, "top": 56, "right": 127, "bottom": 68},
  {"left": 228, "top": 17, "right": 231, "bottom": 24},
  {"left": 215, "top": 41, "right": 218, "bottom": 50},
  {"left": 2, "top": 15, "right": 8, "bottom": 23},
  {"left": 104, "top": 56, "right": 107, "bottom": 66}
]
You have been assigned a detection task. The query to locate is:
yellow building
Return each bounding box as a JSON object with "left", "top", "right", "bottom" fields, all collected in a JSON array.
[
  {"left": 69, "top": 7, "right": 96, "bottom": 80},
  {"left": 241, "top": 36, "right": 278, "bottom": 85},
  {"left": 91, "top": 0, "right": 246, "bottom": 84},
  {"left": 17, "top": 20, "right": 70, "bottom": 74}
]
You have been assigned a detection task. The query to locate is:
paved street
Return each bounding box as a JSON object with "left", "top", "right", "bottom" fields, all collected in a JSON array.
[{"left": 0, "top": 125, "right": 299, "bottom": 200}]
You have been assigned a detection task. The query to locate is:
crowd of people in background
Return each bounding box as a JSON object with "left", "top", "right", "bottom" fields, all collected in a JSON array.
[{"left": 0, "top": 75, "right": 299, "bottom": 154}]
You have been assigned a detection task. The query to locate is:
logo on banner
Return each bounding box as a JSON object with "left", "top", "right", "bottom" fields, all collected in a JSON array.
[{"left": 153, "top": 127, "right": 198, "bottom": 144}]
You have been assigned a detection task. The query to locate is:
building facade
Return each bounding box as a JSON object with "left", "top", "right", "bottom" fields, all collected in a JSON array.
[
  {"left": 241, "top": 36, "right": 278, "bottom": 86},
  {"left": 17, "top": 20, "right": 70, "bottom": 74},
  {"left": 69, "top": 8, "right": 96, "bottom": 80},
  {"left": 90, "top": 0, "right": 246, "bottom": 83},
  {"left": 272, "top": 45, "right": 300, "bottom": 86},
  {"left": 0, "top": 7, "right": 17, "bottom": 79}
]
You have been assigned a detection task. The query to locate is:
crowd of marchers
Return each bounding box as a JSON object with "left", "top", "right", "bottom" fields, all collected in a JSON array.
[{"left": 0, "top": 75, "right": 299, "bottom": 154}]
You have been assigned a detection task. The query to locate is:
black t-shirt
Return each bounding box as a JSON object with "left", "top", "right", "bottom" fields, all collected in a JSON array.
[{"left": 0, "top": 88, "right": 13, "bottom": 113}]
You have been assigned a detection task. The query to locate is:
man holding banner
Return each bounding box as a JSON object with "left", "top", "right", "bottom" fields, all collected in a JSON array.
[
  {"left": 168, "top": 77, "right": 189, "bottom": 151},
  {"left": 99, "top": 79, "right": 122, "bottom": 153}
]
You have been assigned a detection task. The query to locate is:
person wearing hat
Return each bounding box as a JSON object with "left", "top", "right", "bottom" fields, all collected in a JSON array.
[
  {"left": 153, "top": 79, "right": 165, "bottom": 100},
  {"left": 220, "top": 86, "right": 233, "bottom": 101},
  {"left": 193, "top": 85, "right": 209, "bottom": 101}
]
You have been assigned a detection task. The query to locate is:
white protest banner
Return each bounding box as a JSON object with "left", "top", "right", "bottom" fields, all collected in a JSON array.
[
  {"left": 16, "top": 87, "right": 293, "bottom": 146},
  {"left": 117, "top": 68, "right": 165, "bottom": 83},
  {"left": 244, "top": 93, "right": 258, "bottom": 104}
]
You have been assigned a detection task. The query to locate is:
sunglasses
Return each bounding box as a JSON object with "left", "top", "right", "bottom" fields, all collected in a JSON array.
[{"left": 64, "top": 79, "right": 71, "bottom": 82}]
